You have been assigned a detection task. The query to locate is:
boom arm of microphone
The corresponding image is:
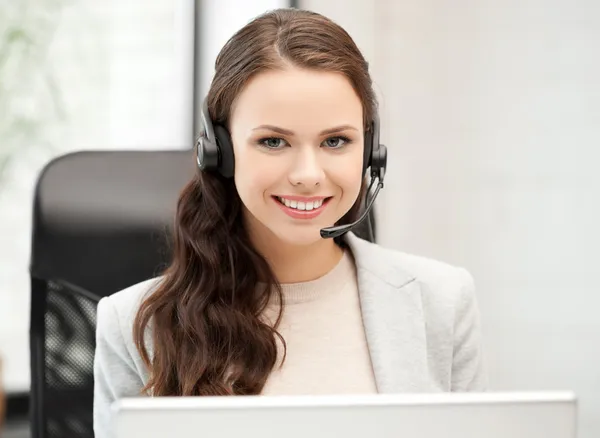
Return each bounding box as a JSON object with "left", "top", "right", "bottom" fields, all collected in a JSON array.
[{"left": 320, "top": 175, "right": 383, "bottom": 239}]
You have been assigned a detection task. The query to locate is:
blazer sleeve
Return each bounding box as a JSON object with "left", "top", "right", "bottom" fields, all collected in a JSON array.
[
  {"left": 451, "top": 268, "right": 488, "bottom": 391},
  {"left": 93, "top": 296, "right": 146, "bottom": 438}
]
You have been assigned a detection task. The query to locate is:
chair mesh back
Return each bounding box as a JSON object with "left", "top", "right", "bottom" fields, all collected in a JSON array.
[{"left": 43, "top": 280, "right": 98, "bottom": 438}]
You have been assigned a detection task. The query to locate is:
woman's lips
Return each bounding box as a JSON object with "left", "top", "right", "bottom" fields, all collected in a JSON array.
[{"left": 272, "top": 196, "right": 332, "bottom": 219}]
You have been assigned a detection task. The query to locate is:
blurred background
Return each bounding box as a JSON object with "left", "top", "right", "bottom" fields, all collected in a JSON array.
[{"left": 1, "top": 0, "right": 599, "bottom": 437}]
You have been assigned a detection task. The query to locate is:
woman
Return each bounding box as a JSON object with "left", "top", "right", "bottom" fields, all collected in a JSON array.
[{"left": 94, "top": 7, "right": 486, "bottom": 438}]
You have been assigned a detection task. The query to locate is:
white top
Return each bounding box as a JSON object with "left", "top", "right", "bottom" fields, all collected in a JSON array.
[{"left": 261, "top": 249, "right": 377, "bottom": 395}]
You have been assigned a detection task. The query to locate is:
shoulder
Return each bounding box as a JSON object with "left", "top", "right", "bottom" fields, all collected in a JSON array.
[
  {"left": 96, "top": 277, "right": 163, "bottom": 357},
  {"left": 385, "top": 243, "right": 471, "bottom": 286},
  {"left": 345, "top": 233, "right": 486, "bottom": 390},
  {"left": 94, "top": 278, "right": 163, "bottom": 433},
  {"left": 388, "top": 245, "right": 475, "bottom": 305},
  {"left": 100, "top": 277, "right": 163, "bottom": 323},
  {"left": 345, "top": 232, "right": 475, "bottom": 304}
]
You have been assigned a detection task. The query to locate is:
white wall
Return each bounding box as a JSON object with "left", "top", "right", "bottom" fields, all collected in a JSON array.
[
  {"left": 197, "top": 0, "right": 290, "bottom": 102},
  {"left": 0, "top": 0, "right": 195, "bottom": 393},
  {"left": 304, "top": 1, "right": 600, "bottom": 437}
]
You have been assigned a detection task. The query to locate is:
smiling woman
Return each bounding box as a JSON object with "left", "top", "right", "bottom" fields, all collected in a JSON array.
[{"left": 93, "top": 8, "right": 486, "bottom": 438}]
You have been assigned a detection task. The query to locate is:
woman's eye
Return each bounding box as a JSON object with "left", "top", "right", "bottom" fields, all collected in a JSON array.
[
  {"left": 322, "top": 136, "right": 350, "bottom": 149},
  {"left": 259, "top": 137, "right": 287, "bottom": 149}
]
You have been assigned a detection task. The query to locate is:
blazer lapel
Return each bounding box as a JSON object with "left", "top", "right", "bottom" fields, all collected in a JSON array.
[{"left": 344, "top": 233, "right": 433, "bottom": 393}]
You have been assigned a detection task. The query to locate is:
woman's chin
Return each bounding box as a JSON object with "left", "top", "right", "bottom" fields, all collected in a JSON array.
[{"left": 272, "top": 225, "right": 331, "bottom": 247}]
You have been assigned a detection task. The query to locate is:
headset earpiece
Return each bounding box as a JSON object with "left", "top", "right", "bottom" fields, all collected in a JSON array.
[
  {"left": 196, "top": 99, "right": 235, "bottom": 178},
  {"left": 363, "top": 124, "right": 373, "bottom": 176},
  {"left": 364, "top": 114, "right": 387, "bottom": 185},
  {"left": 213, "top": 125, "right": 235, "bottom": 178},
  {"left": 371, "top": 143, "right": 387, "bottom": 183}
]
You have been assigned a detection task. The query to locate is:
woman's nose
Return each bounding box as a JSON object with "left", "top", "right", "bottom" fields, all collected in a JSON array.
[{"left": 288, "top": 147, "right": 325, "bottom": 188}]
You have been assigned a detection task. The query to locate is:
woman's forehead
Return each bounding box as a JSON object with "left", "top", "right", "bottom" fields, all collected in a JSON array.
[{"left": 230, "top": 67, "right": 364, "bottom": 134}]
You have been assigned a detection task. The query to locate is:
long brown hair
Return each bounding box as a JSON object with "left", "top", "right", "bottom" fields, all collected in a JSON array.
[{"left": 133, "top": 8, "right": 378, "bottom": 396}]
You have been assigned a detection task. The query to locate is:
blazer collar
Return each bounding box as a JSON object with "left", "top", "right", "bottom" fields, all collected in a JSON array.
[
  {"left": 343, "top": 232, "right": 434, "bottom": 393},
  {"left": 343, "top": 232, "right": 415, "bottom": 288}
]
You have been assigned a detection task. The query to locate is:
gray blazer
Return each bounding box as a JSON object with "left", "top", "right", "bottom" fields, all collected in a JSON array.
[{"left": 93, "top": 232, "right": 487, "bottom": 438}]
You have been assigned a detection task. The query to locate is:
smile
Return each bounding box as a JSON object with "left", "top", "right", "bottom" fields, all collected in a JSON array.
[{"left": 272, "top": 196, "right": 332, "bottom": 219}]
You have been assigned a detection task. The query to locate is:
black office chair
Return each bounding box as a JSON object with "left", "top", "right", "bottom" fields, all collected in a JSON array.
[
  {"left": 29, "top": 149, "right": 194, "bottom": 438},
  {"left": 29, "top": 149, "right": 377, "bottom": 438}
]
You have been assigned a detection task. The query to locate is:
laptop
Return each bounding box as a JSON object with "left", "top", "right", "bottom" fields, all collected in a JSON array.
[{"left": 112, "top": 392, "right": 577, "bottom": 438}]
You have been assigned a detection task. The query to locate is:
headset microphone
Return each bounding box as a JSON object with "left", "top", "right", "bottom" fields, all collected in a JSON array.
[{"left": 319, "top": 175, "right": 383, "bottom": 239}]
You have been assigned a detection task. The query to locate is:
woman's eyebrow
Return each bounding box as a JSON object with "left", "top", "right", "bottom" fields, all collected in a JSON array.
[
  {"left": 252, "top": 124, "right": 359, "bottom": 135},
  {"left": 252, "top": 125, "right": 294, "bottom": 135},
  {"left": 319, "top": 125, "right": 359, "bottom": 135}
]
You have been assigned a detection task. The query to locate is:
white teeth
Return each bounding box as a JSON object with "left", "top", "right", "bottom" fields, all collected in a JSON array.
[{"left": 277, "top": 197, "right": 326, "bottom": 210}]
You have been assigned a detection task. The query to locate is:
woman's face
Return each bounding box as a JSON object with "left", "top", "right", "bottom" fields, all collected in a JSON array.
[{"left": 229, "top": 66, "right": 364, "bottom": 247}]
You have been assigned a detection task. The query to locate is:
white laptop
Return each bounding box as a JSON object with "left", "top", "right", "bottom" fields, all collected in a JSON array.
[{"left": 112, "top": 392, "right": 577, "bottom": 438}]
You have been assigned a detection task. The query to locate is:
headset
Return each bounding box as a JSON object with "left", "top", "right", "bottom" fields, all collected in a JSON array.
[{"left": 196, "top": 99, "right": 387, "bottom": 240}]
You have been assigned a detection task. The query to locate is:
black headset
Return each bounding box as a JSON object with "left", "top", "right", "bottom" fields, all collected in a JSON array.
[{"left": 196, "top": 99, "right": 387, "bottom": 239}]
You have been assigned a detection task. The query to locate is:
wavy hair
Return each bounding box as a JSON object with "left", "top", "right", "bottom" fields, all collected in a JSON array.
[{"left": 132, "top": 8, "right": 378, "bottom": 396}]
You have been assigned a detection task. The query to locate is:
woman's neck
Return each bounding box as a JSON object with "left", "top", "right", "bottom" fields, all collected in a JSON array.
[{"left": 249, "top": 230, "right": 344, "bottom": 284}]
